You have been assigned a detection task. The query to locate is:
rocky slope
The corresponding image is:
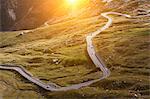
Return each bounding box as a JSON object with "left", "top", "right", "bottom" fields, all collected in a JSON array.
[
  {"left": 0, "top": 0, "right": 113, "bottom": 31},
  {"left": 1, "top": 0, "right": 149, "bottom": 31},
  {"left": 0, "top": 0, "right": 66, "bottom": 31}
]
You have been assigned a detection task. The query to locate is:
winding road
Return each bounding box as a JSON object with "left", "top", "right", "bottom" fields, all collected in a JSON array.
[{"left": 0, "top": 12, "right": 131, "bottom": 91}]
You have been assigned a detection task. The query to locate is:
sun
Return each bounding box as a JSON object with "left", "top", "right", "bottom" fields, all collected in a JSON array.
[
  {"left": 66, "top": 0, "right": 78, "bottom": 6},
  {"left": 68, "top": 0, "right": 76, "bottom": 4},
  {"left": 65, "top": 0, "right": 89, "bottom": 11}
]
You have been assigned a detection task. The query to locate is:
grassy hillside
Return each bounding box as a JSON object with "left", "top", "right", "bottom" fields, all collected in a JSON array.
[{"left": 0, "top": 8, "right": 150, "bottom": 99}]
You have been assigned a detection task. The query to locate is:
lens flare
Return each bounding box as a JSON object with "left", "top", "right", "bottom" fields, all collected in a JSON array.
[
  {"left": 66, "top": 0, "right": 78, "bottom": 5},
  {"left": 69, "top": 0, "right": 76, "bottom": 4},
  {"left": 65, "top": 0, "right": 89, "bottom": 10}
]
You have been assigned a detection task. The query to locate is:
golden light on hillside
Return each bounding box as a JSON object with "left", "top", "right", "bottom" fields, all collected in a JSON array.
[
  {"left": 67, "top": 0, "right": 77, "bottom": 5},
  {"left": 64, "top": 0, "right": 89, "bottom": 15},
  {"left": 66, "top": 0, "right": 78, "bottom": 6},
  {"left": 66, "top": 0, "right": 88, "bottom": 7}
]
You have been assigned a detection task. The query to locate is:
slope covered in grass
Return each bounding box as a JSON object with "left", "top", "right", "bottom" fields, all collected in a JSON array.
[{"left": 0, "top": 7, "right": 150, "bottom": 99}]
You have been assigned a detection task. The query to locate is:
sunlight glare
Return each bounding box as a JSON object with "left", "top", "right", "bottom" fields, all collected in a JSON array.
[
  {"left": 66, "top": 0, "right": 78, "bottom": 6},
  {"left": 69, "top": 0, "right": 76, "bottom": 4}
]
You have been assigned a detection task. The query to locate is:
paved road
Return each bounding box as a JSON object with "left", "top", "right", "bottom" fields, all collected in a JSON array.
[
  {"left": 86, "top": 12, "right": 131, "bottom": 78},
  {"left": 0, "top": 12, "right": 131, "bottom": 91}
]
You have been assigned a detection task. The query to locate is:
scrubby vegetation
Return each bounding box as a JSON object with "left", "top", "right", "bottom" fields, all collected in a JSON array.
[{"left": 0, "top": 2, "right": 150, "bottom": 99}]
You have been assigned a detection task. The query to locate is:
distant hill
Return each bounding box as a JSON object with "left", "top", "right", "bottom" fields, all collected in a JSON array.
[
  {"left": 0, "top": 0, "right": 149, "bottom": 31},
  {"left": 105, "top": 0, "right": 150, "bottom": 14},
  {"left": 0, "top": 0, "right": 65, "bottom": 31}
]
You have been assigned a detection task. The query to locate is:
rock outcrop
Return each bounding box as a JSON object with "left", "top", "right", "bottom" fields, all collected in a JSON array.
[{"left": 0, "top": 0, "right": 65, "bottom": 31}]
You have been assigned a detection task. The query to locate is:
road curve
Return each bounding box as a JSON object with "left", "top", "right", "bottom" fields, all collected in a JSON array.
[{"left": 0, "top": 12, "right": 131, "bottom": 91}]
